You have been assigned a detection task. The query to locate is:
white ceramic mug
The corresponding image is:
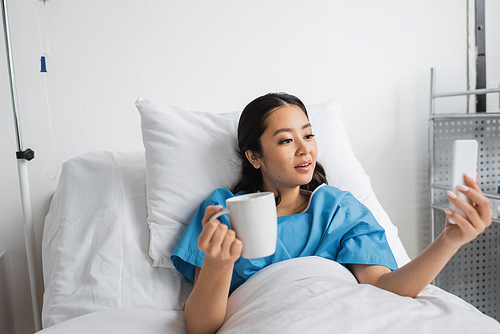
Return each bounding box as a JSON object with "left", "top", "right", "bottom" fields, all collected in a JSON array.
[{"left": 210, "top": 192, "right": 277, "bottom": 259}]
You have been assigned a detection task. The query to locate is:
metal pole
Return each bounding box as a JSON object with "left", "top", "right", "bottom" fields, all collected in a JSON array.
[
  {"left": 1, "top": 0, "right": 21, "bottom": 151},
  {"left": 1, "top": 0, "right": 42, "bottom": 331},
  {"left": 432, "top": 87, "right": 500, "bottom": 99},
  {"left": 475, "top": 0, "right": 486, "bottom": 112},
  {"left": 429, "top": 68, "right": 436, "bottom": 243}
]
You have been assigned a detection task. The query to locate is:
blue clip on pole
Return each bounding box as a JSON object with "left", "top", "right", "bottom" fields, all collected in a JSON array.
[{"left": 40, "top": 56, "right": 47, "bottom": 72}]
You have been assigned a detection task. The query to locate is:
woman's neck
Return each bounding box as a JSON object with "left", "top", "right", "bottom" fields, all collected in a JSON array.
[{"left": 266, "top": 185, "right": 309, "bottom": 217}]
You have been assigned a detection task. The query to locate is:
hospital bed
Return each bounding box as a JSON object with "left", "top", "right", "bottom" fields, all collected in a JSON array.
[{"left": 36, "top": 98, "right": 500, "bottom": 333}]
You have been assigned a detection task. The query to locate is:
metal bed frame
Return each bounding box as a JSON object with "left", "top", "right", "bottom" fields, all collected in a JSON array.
[{"left": 429, "top": 68, "right": 500, "bottom": 320}]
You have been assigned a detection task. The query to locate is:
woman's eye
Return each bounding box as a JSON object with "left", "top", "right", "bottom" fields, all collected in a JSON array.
[
  {"left": 279, "top": 139, "right": 292, "bottom": 144},
  {"left": 305, "top": 134, "right": 315, "bottom": 139}
]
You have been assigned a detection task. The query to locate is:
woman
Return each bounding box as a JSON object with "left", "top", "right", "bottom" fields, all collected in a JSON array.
[{"left": 171, "top": 93, "right": 492, "bottom": 334}]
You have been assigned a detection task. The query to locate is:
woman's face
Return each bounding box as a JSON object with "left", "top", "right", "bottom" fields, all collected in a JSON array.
[{"left": 247, "top": 104, "right": 318, "bottom": 192}]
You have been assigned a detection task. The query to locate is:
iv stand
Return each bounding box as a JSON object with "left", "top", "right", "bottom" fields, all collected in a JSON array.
[{"left": 1, "top": 0, "right": 42, "bottom": 331}]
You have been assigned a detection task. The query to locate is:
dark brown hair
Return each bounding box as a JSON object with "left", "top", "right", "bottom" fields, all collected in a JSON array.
[{"left": 231, "top": 92, "right": 327, "bottom": 203}]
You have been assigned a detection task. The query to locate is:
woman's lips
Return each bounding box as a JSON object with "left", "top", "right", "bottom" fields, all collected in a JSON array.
[{"left": 295, "top": 161, "right": 312, "bottom": 172}]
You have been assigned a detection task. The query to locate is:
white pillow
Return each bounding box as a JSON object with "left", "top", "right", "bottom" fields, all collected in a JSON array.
[
  {"left": 136, "top": 98, "right": 410, "bottom": 269},
  {"left": 42, "top": 151, "right": 192, "bottom": 328}
]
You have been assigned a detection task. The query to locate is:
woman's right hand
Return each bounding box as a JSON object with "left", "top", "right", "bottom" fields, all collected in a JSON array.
[
  {"left": 188, "top": 206, "right": 242, "bottom": 334},
  {"left": 198, "top": 205, "right": 243, "bottom": 263}
]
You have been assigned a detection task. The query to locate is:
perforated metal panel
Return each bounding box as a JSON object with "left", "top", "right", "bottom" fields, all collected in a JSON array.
[
  {"left": 434, "top": 210, "right": 499, "bottom": 318},
  {"left": 430, "top": 114, "right": 500, "bottom": 320}
]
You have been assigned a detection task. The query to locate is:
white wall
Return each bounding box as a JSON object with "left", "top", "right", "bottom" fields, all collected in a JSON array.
[{"left": 0, "top": 1, "right": 488, "bottom": 333}]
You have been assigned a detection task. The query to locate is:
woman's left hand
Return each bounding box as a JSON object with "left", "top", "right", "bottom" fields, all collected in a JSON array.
[{"left": 443, "top": 173, "right": 492, "bottom": 250}]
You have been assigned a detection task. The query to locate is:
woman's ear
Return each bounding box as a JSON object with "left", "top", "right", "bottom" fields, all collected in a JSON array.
[{"left": 245, "top": 150, "right": 261, "bottom": 169}]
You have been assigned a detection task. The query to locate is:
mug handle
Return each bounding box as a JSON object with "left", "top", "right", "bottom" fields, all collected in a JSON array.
[{"left": 209, "top": 208, "right": 230, "bottom": 222}]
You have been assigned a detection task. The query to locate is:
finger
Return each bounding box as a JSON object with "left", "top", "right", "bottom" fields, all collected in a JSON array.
[
  {"left": 443, "top": 208, "right": 455, "bottom": 226},
  {"left": 230, "top": 238, "right": 243, "bottom": 258},
  {"left": 455, "top": 185, "right": 492, "bottom": 220},
  {"left": 210, "top": 222, "right": 229, "bottom": 247},
  {"left": 201, "top": 205, "right": 223, "bottom": 226},
  {"left": 444, "top": 208, "right": 476, "bottom": 235},
  {"left": 444, "top": 208, "right": 460, "bottom": 226},
  {"left": 447, "top": 190, "right": 481, "bottom": 225},
  {"left": 463, "top": 173, "right": 480, "bottom": 192},
  {"left": 220, "top": 229, "right": 236, "bottom": 255},
  {"left": 198, "top": 220, "right": 219, "bottom": 250}
]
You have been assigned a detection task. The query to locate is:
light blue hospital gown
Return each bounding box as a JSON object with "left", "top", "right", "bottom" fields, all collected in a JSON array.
[{"left": 171, "top": 184, "right": 398, "bottom": 294}]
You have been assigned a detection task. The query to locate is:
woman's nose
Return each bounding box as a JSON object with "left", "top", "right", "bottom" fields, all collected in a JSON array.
[{"left": 297, "top": 139, "right": 311, "bottom": 155}]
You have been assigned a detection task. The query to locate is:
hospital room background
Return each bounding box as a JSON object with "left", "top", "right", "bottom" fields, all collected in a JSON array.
[{"left": 1, "top": 1, "right": 499, "bottom": 333}]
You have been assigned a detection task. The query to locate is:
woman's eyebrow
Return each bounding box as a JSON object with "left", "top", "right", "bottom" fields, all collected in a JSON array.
[{"left": 272, "top": 123, "right": 311, "bottom": 137}]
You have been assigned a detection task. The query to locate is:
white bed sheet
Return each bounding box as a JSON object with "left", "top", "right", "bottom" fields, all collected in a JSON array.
[{"left": 36, "top": 308, "right": 185, "bottom": 334}]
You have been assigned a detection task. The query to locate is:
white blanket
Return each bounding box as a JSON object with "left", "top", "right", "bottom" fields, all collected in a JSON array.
[
  {"left": 38, "top": 256, "right": 500, "bottom": 334},
  {"left": 219, "top": 257, "right": 500, "bottom": 334}
]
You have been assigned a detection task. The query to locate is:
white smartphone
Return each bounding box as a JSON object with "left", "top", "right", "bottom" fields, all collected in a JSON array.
[{"left": 450, "top": 139, "right": 478, "bottom": 219}]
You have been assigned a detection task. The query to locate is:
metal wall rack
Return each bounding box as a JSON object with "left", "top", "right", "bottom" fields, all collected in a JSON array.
[{"left": 429, "top": 68, "right": 500, "bottom": 320}]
